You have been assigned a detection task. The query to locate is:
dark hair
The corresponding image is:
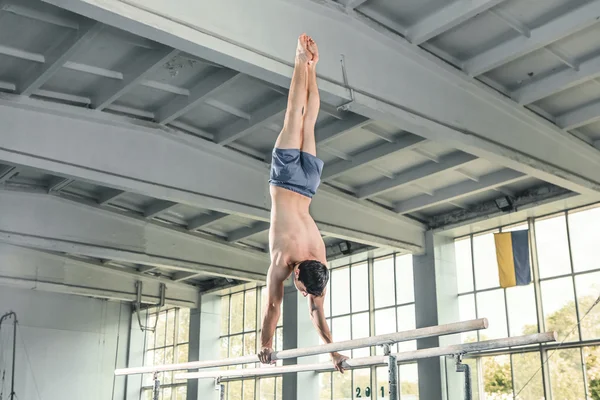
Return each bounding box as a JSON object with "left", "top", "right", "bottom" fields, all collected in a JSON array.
[{"left": 297, "top": 260, "right": 329, "bottom": 296}]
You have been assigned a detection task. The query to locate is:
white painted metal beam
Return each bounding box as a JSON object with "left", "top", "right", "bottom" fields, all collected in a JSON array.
[
  {"left": 556, "top": 101, "right": 600, "bottom": 130},
  {"left": 97, "top": 188, "right": 125, "bottom": 205},
  {"left": 407, "top": 0, "right": 506, "bottom": 45},
  {"left": 93, "top": 47, "right": 179, "bottom": 110},
  {"left": 144, "top": 200, "right": 178, "bottom": 218},
  {"left": 227, "top": 222, "right": 270, "bottom": 243},
  {"left": 187, "top": 212, "right": 229, "bottom": 231},
  {"left": 489, "top": 9, "right": 530, "bottom": 37},
  {"left": 464, "top": 1, "right": 600, "bottom": 76},
  {"left": 315, "top": 114, "right": 370, "bottom": 145},
  {"left": 20, "top": 21, "right": 104, "bottom": 96},
  {"left": 0, "top": 165, "right": 20, "bottom": 184},
  {"left": 217, "top": 97, "right": 288, "bottom": 145},
  {"left": 47, "top": 177, "right": 74, "bottom": 193},
  {"left": 172, "top": 271, "right": 201, "bottom": 282},
  {"left": 43, "top": 0, "right": 600, "bottom": 196},
  {"left": 0, "top": 243, "right": 199, "bottom": 307},
  {"left": 0, "top": 94, "right": 425, "bottom": 251},
  {"left": 0, "top": 0, "right": 79, "bottom": 29},
  {"left": 0, "top": 189, "right": 269, "bottom": 281},
  {"left": 513, "top": 54, "right": 600, "bottom": 105},
  {"left": 337, "top": 0, "right": 367, "bottom": 9},
  {"left": 156, "top": 69, "right": 239, "bottom": 124},
  {"left": 394, "top": 169, "right": 526, "bottom": 214},
  {"left": 322, "top": 135, "right": 425, "bottom": 181},
  {"left": 357, "top": 152, "right": 477, "bottom": 199}
]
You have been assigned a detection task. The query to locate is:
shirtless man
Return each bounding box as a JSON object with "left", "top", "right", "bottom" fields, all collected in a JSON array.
[{"left": 258, "top": 34, "right": 349, "bottom": 373}]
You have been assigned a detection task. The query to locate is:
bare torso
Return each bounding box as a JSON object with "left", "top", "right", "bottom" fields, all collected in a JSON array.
[{"left": 269, "top": 186, "right": 326, "bottom": 269}]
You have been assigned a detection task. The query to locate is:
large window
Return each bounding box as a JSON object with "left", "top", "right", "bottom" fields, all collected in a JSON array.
[
  {"left": 455, "top": 204, "right": 600, "bottom": 399},
  {"left": 142, "top": 308, "right": 190, "bottom": 400},
  {"left": 320, "top": 254, "right": 419, "bottom": 400},
  {"left": 219, "top": 287, "right": 283, "bottom": 400}
]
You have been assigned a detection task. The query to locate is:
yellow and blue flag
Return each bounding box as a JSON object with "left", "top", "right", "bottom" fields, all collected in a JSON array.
[{"left": 493, "top": 230, "right": 531, "bottom": 288}]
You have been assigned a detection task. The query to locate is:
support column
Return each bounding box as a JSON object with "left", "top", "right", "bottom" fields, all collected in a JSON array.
[
  {"left": 187, "top": 293, "right": 221, "bottom": 400},
  {"left": 282, "top": 285, "right": 319, "bottom": 400},
  {"left": 413, "top": 231, "right": 462, "bottom": 400}
]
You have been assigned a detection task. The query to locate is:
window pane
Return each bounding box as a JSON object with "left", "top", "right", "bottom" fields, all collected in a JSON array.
[
  {"left": 176, "top": 344, "right": 188, "bottom": 364},
  {"left": 333, "top": 368, "right": 352, "bottom": 400},
  {"left": 503, "top": 222, "right": 528, "bottom": 232},
  {"left": 230, "top": 335, "right": 243, "bottom": 358},
  {"left": 458, "top": 294, "right": 477, "bottom": 343},
  {"left": 220, "top": 337, "right": 229, "bottom": 359},
  {"left": 243, "top": 380, "right": 255, "bottom": 400},
  {"left": 163, "top": 387, "right": 172, "bottom": 400},
  {"left": 473, "top": 232, "right": 500, "bottom": 290},
  {"left": 228, "top": 381, "right": 242, "bottom": 400},
  {"left": 575, "top": 272, "right": 600, "bottom": 340},
  {"left": 324, "top": 278, "right": 331, "bottom": 318},
  {"left": 455, "top": 238, "right": 474, "bottom": 293},
  {"left": 351, "top": 263, "right": 369, "bottom": 312},
  {"left": 506, "top": 285, "right": 538, "bottom": 336},
  {"left": 166, "top": 309, "right": 175, "bottom": 346},
  {"left": 275, "top": 327, "right": 283, "bottom": 353},
  {"left": 482, "top": 355, "right": 512, "bottom": 398},
  {"left": 331, "top": 267, "right": 350, "bottom": 316},
  {"left": 512, "top": 352, "right": 543, "bottom": 400},
  {"left": 535, "top": 214, "right": 571, "bottom": 279},
  {"left": 245, "top": 290, "right": 257, "bottom": 332},
  {"left": 175, "top": 386, "right": 186, "bottom": 400},
  {"left": 243, "top": 333, "right": 256, "bottom": 356},
  {"left": 476, "top": 289, "right": 508, "bottom": 340},
  {"left": 332, "top": 316, "right": 351, "bottom": 358},
  {"left": 275, "top": 376, "right": 282, "bottom": 400},
  {"left": 584, "top": 346, "right": 600, "bottom": 399},
  {"left": 352, "top": 313, "right": 370, "bottom": 358},
  {"left": 376, "top": 367, "right": 388, "bottom": 400},
  {"left": 178, "top": 308, "right": 190, "bottom": 344},
  {"left": 353, "top": 369, "right": 371, "bottom": 399},
  {"left": 568, "top": 205, "right": 600, "bottom": 272},
  {"left": 549, "top": 348, "right": 585, "bottom": 399},
  {"left": 541, "top": 277, "right": 579, "bottom": 342},
  {"left": 374, "top": 308, "right": 397, "bottom": 355},
  {"left": 230, "top": 292, "right": 244, "bottom": 334},
  {"left": 400, "top": 363, "right": 419, "bottom": 399},
  {"left": 397, "top": 305, "right": 416, "bottom": 352},
  {"left": 395, "top": 254, "right": 414, "bottom": 305},
  {"left": 259, "top": 377, "right": 275, "bottom": 400},
  {"left": 146, "top": 314, "right": 156, "bottom": 349},
  {"left": 374, "top": 256, "right": 395, "bottom": 308},
  {"left": 319, "top": 373, "right": 331, "bottom": 400},
  {"left": 156, "top": 312, "right": 167, "bottom": 348}
]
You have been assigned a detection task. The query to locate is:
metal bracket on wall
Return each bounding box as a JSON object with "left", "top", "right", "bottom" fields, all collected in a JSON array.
[
  {"left": 132, "top": 281, "right": 166, "bottom": 332},
  {"left": 337, "top": 54, "right": 355, "bottom": 111}
]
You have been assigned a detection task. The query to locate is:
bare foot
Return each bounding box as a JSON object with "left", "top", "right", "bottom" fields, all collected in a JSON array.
[
  {"left": 296, "top": 33, "right": 313, "bottom": 65},
  {"left": 307, "top": 36, "right": 319, "bottom": 66}
]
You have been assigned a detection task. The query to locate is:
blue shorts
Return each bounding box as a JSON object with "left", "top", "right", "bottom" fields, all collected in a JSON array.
[{"left": 269, "top": 148, "right": 324, "bottom": 198}]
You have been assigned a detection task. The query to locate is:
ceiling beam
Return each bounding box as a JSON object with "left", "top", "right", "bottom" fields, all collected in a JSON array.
[
  {"left": 0, "top": 0, "right": 79, "bottom": 29},
  {"left": 93, "top": 47, "right": 179, "bottom": 110},
  {"left": 0, "top": 166, "right": 20, "bottom": 184},
  {"left": 357, "top": 152, "right": 477, "bottom": 199},
  {"left": 315, "top": 114, "right": 370, "bottom": 145},
  {"left": 489, "top": 9, "right": 530, "bottom": 37},
  {"left": 47, "top": 177, "right": 74, "bottom": 193},
  {"left": 337, "top": 0, "right": 367, "bottom": 9},
  {"left": 144, "top": 200, "right": 179, "bottom": 219},
  {"left": 44, "top": 0, "right": 600, "bottom": 197},
  {"left": 227, "top": 221, "right": 270, "bottom": 242},
  {"left": 322, "top": 135, "right": 425, "bottom": 181},
  {"left": 406, "top": 0, "right": 506, "bottom": 45},
  {"left": 172, "top": 271, "right": 202, "bottom": 282},
  {"left": 556, "top": 101, "right": 600, "bottom": 130},
  {"left": 513, "top": 54, "right": 600, "bottom": 105},
  {"left": 156, "top": 69, "right": 239, "bottom": 124},
  {"left": 187, "top": 212, "right": 229, "bottom": 231},
  {"left": 394, "top": 169, "right": 526, "bottom": 214},
  {"left": 97, "top": 188, "right": 126, "bottom": 205},
  {"left": 20, "top": 21, "right": 104, "bottom": 96},
  {"left": 217, "top": 97, "right": 288, "bottom": 145},
  {"left": 464, "top": 1, "right": 600, "bottom": 76}
]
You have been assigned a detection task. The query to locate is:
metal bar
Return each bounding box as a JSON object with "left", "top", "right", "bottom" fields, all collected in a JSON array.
[
  {"left": 114, "top": 318, "right": 488, "bottom": 376},
  {"left": 176, "top": 332, "right": 556, "bottom": 380},
  {"left": 387, "top": 353, "right": 399, "bottom": 400}
]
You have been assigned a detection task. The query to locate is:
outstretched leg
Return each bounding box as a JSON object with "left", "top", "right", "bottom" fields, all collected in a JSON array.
[
  {"left": 302, "top": 36, "right": 320, "bottom": 157},
  {"left": 274, "top": 34, "right": 312, "bottom": 150}
]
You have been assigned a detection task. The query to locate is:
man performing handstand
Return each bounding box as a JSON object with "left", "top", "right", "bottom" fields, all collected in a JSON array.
[{"left": 258, "top": 34, "right": 349, "bottom": 373}]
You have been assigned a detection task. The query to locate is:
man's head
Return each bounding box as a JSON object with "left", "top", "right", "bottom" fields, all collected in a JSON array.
[{"left": 293, "top": 260, "right": 329, "bottom": 297}]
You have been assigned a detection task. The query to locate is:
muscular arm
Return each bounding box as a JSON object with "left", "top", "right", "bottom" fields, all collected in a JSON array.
[{"left": 260, "top": 264, "right": 286, "bottom": 350}]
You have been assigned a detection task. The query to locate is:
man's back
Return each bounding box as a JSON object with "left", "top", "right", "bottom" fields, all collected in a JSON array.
[{"left": 269, "top": 186, "right": 326, "bottom": 267}]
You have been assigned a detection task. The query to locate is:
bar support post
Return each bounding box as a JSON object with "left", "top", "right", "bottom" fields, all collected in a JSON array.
[
  {"left": 384, "top": 344, "right": 399, "bottom": 400},
  {"left": 454, "top": 355, "right": 472, "bottom": 400}
]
